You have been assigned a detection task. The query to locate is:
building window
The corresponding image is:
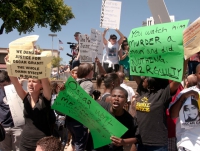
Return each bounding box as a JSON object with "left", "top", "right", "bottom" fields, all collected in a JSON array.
[{"left": 0, "top": 54, "right": 7, "bottom": 64}]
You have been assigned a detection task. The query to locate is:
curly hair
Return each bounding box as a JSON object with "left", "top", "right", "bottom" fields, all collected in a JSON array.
[{"left": 36, "top": 136, "right": 62, "bottom": 151}]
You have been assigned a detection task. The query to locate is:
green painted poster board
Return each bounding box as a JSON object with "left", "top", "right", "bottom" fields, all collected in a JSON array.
[
  {"left": 128, "top": 20, "right": 189, "bottom": 82},
  {"left": 52, "top": 77, "right": 128, "bottom": 149}
]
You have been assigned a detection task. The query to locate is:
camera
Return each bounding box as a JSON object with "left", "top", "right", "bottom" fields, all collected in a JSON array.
[{"left": 67, "top": 42, "right": 77, "bottom": 49}]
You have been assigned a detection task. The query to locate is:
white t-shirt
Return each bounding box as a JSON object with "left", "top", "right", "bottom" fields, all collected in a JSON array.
[
  {"left": 103, "top": 41, "right": 120, "bottom": 67},
  {"left": 170, "top": 86, "right": 200, "bottom": 151},
  {"left": 120, "top": 83, "right": 135, "bottom": 102}
]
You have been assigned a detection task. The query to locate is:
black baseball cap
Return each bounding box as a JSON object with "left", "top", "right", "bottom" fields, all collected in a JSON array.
[
  {"left": 110, "top": 34, "right": 117, "bottom": 39},
  {"left": 74, "top": 32, "right": 81, "bottom": 36}
]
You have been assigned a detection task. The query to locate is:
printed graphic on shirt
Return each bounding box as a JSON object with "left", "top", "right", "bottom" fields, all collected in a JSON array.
[
  {"left": 179, "top": 96, "right": 200, "bottom": 129},
  {"left": 108, "top": 47, "right": 117, "bottom": 56},
  {"left": 136, "top": 96, "right": 151, "bottom": 112}
]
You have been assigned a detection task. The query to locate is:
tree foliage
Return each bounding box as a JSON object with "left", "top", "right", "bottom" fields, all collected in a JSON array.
[
  {"left": 51, "top": 56, "right": 62, "bottom": 68},
  {"left": 0, "top": 0, "right": 74, "bottom": 34}
]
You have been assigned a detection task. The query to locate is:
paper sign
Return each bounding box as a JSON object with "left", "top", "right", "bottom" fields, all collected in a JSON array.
[
  {"left": 100, "top": 0, "right": 121, "bottom": 29},
  {"left": 90, "top": 28, "right": 104, "bottom": 62},
  {"left": 6, "top": 35, "right": 52, "bottom": 79},
  {"left": 148, "top": 0, "right": 171, "bottom": 24},
  {"left": 128, "top": 20, "right": 189, "bottom": 82},
  {"left": 4, "top": 84, "right": 25, "bottom": 127},
  {"left": 183, "top": 17, "right": 200, "bottom": 59},
  {"left": 52, "top": 77, "right": 128, "bottom": 149},
  {"left": 179, "top": 96, "right": 200, "bottom": 129},
  {"left": 79, "top": 35, "right": 93, "bottom": 63}
]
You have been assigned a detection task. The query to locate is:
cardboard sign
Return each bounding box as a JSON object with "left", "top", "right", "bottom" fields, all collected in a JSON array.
[
  {"left": 148, "top": 0, "right": 171, "bottom": 24},
  {"left": 52, "top": 77, "right": 128, "bottom": 149},
  {"left": 183, "top": 17, "right": 200, "bottom": 59},
  {"left": 90, "top": 28, "right": 104, "bottom": 62},
  {"left": 100, "top": 0, "right": 121, "bottom": 29},
  {"left": 6, "top": 35, "right": 52, "bottom": 79},
  {"left": 4, "top": 84, "right": 25, "bottom": 127},
  {"left": 128, "top": 20, "right": 189, "bottom": 82},
  {"left": 79, "top": 34, "right": 93, "bottom": 63}
]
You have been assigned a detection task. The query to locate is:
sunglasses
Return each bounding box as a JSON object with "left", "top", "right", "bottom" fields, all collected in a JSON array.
[
  {"left": 111, "top": 38, "right": 117, "bottom": 40},
  {"left": 123, "top": 44, "right": 128, "bottom": 46}
]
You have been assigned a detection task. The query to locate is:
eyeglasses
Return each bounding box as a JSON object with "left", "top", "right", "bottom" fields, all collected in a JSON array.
[{"left": 111, "top": 38, "right": 117, "bottom": 40}]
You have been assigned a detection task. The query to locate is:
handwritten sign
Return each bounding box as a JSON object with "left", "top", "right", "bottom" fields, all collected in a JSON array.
[
  {"left": 4, "top": 84, "right": 25, "bottom": 127},
  {"left": 79, "top": 34, "right": 93, "bottom": 63},
  {"left": 183, "top": 17, "right": 200, "bottom": 59},
  {"left": 90, "top": 28, "right": 103, "bottom": 62},
  {"left": 128, "top": 20, "right": 189, "bottom": 82},
  {"left": 52, "top": 77, "right": 128, "bottom": 149},
  {"left": 100, "top": 0, "right": 121, "bottom": 29},
  {"left": 6, "top": 35, "right": 52, "bottom": 79}
]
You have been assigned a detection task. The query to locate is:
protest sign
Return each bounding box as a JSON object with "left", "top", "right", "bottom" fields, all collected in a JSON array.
[
  {"left": 179, "top": 96, "right": 200, "bottom": 129},
  {"left": 148, "top": 0, "right": 171, "bottom": 24},
  {"left": 79, "top": 34, "right": 93, "bottom": 63},
  {"left": 100, "top": 0, "right": 121, "bottom": 29},
  {"left": 90, "top": 28, "right": 104, "bottom": 61},
  {"left": 52, "top": 77, "right": 128, "bottom": 149},
  {"left": 6, "top": 35, "right": 52, "bottom": 79},
  {"left": 183, "top": 17, "right": 200, "bottom": 59},
  {"left": 128, "top": 20, "right": 189, "bottom": 82},
  {"left": 4, "top": 85, "right": 25, "bottom": 127}
]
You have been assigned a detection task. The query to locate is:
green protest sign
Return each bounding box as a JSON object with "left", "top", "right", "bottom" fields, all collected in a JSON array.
[
  {"left": 52, "top": 77, "right": 128, "bottom": 149},
  {"left": 128, "top": 20, "right": 189, "bottom": 82}
]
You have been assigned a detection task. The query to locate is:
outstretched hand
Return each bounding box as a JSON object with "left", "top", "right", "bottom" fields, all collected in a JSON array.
[{"left": 110, "top": 136, "right": 125, "bottom": 146}]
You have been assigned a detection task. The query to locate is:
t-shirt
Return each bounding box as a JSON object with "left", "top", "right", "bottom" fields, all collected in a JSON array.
[
  {"left": 103, "top": 41, "right": 120, "bottom": 67},
  {"left": 20, "top": 93, "right": 54, "bottom": 151},
  {"left": 136, "top": 82, "right": 171, "bottom": 146},
  {"left": 77, "top": 78, "right": 94, "bottom": 96},
  {"left": 169, "top": 86, "right": 200, "bottom": 151},
  {"left": 0, "top": 88, "right": 14, "bottom": 127},
  {"left": 96, "top": 101, "right": 138, "bottom": 151},
  {"left": 120, "top": 83, "right": 135, "bottom": 102}
]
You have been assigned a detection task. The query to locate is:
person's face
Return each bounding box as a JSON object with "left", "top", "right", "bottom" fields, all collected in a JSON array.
[
  {"left": 35, "top": 145, "right": 43, "bottom": 151},
  {"left": 27, "top": 78, "right": 42, "bottom": 93},
  {"left": 110, "top": 37, "right": 117, "bottom": 45},
  {"left": 111, "top": 89, "right": 126, "bottom": 110},
  {"left": 123, "top": 42, "right": 129, "bottom": 50},
  {"left": 0, "top": 81, "right": 10, "bottom": 90},
  {"left": 142, "top": 78, "right": 148, "bottom": 89},
  {"left": 74, "top": 35, "right": 79, "bottom": 42},
  {"left": 184, "top": 104, "right": 199, "bottom": 120},
  {"left": 71, "top": 70, "right": 78, "bottom": 79}
]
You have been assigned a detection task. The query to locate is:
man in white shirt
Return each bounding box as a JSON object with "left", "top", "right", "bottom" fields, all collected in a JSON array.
[{"left": 170, "top": 64, "right": 200, "bottom": 151}]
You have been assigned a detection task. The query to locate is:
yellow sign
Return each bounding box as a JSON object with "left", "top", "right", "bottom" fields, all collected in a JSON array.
[{"left": 6, "top": 35, "right": 52, "bottom": 79}]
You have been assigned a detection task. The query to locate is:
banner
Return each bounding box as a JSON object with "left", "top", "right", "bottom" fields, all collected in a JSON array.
[
  {"left": 79, "top": 34, "right": 93, "bottom": 63},
  {"left": 52, "top": 77, "right": 128, "bottom": 149},
  {"left": 183, "top": 17, "right": 200, "bottom": 59},
  {"left": 100, "top": 0, "right": 121, "bottom": 29},
  {"left": 4, "top": 85, "right": 25, "bottom": 127},
  {"left": 6, "top": 35, "right": 52, "bottom": 79},
  {"left": 128, "top": 20, "right": 189, "bottom": 82},
  {"left": 90, "top": 28, "right": 104, "bottom": 62}
]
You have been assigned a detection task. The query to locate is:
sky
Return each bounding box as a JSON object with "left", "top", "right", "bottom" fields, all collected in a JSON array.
[{"left": 0, "top": 0, "right": 200, "bottom": 65}]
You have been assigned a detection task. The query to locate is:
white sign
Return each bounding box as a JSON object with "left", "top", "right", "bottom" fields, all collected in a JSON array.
[
  {"left": 100, "top": 0, "right": 121, "bottom": 29},
  {"left": 4, "top": 85, "right": 25, "bottom": 127},
  {"left": 90, "top": 28, "right": 103, "bottom": 62},
  {"left": 79, "top": 35, "right": 93, "bottom": 63},
  {"left": 148, "top": 0, "right": 171, "bottom": 24},
  {"left": 147, "top": 16, "right": 175, "bottom": 26}
]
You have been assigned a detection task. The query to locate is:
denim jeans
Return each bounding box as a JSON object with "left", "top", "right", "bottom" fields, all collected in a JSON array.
[{"left": 138, "top": 144, "right": 168, "bottom": 151}]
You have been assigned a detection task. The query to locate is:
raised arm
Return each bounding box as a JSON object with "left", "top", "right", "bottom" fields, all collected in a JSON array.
[
  {"left": 95, "top": 57, "right": 107, "bottom": 75},
  {"left": 103, "top": 28, "right": 109, "bottom": 46},
  {"left": 119, "top": 49, "right": 128, "bottom": 60},
  {"left": 41, "top": 78, "right": 51, "bottom": 100},
  {"left": 116, "top": 29, "right": 124, "bottom": 45}
]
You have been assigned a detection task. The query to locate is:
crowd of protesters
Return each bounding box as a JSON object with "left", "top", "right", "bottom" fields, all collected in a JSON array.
[{"left": 0, "top": 28, "right": 199, "bottom": 151}]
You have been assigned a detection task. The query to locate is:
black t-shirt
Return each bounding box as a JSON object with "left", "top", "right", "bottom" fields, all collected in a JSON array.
[
  {"left": 136, "top": 80, "right": 171, "bottom": 146},
  {"left": 20, "top": 93, "right": 54, "bottom": 151},
  {"left": 0, "top": 89, "right": 14, "bottom": 127},
  {"left": 95, "top": 101, "right": 138, "bottom": 151}
]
